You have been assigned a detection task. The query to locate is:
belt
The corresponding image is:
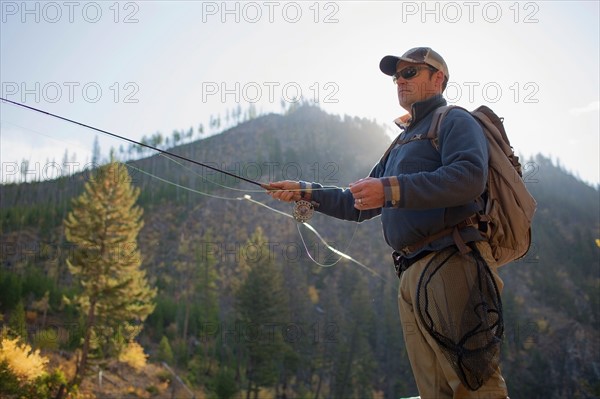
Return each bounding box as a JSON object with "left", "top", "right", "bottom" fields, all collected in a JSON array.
[
  {"left": 392, "top": 216, "right": 483, "bottom": 278},
  {"left": 392, "top": 249, "right": 432, "bottom": 278},
  {"left": 398, "top": 215, "right": 481, "bottom": 257}
]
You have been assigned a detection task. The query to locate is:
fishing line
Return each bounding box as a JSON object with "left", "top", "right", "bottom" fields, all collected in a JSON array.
[
  {"left": 154, "top": 153, "right": 373, "bottom": 274},
  {"left": 125, "top": 162, "right": 242, "bottom": 201},
  {"left": 1, "top": 99, "right": 382, "bottom": 280},
  {"left": 1, "top": 97, "right": 267, "bottom": 188},
  {"left": 240, "top": 195, "right": 385, "bottom": 281},
  {"left": 125, "top": 162, "right": 381, "bottom": 279},
  {"left": 2, "top": 118, "right": 88, "bottom": 153},
  {"left": 1, "top": 118, "right": 252, "bottom": 201}
]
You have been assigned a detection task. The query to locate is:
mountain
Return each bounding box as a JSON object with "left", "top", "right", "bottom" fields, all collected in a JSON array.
[{"left": 1, "top": 104, "right": 599, "bottom": 398}]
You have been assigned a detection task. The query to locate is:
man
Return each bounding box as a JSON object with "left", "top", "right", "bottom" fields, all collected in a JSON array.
[{"left": 267, "top": 47, "right": 509, "bottom": 398}]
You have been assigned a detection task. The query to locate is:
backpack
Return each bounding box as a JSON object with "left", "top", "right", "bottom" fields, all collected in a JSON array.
[{"left": 427, "top": 105, "right": 537, "bottom": 266}]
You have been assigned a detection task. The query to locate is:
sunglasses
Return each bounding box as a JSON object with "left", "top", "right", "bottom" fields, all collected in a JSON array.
[{"left": 393, "top": 65, "right": 437, "bottom": 84}]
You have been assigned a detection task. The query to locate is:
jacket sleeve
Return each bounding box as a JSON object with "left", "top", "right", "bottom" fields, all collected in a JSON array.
[
  {"left": 391, "top": 109, "right": 488, "bottom": 209},
  {"left": 309, "top": 162, "right": 384, "bottom": 222}
]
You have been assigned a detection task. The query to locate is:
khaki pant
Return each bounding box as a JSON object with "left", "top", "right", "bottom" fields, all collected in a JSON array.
[{"left": 398, "top": 241, "right": 509, "bottom": 399}]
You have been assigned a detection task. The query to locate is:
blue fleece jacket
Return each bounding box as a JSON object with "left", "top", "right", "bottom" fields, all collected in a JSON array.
[{"left": 309, "top": 94, "right": 488, "bottom": 257}]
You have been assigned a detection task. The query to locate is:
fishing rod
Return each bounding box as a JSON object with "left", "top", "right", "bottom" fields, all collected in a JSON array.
[
  {"left": 1, "top": 105, "right": 385, "bottom": 281},
  {"left": 0, "top": 97, "right": 271, "bottom": 189}
]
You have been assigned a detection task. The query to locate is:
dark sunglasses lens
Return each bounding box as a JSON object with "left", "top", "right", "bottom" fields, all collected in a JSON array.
[{"left": 401, "top": 67, "right": 417, "bottom": 79}]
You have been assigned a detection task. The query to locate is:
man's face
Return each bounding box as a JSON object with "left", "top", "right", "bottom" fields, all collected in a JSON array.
[{"left": 395, "top": 60, "right": 442, "bottom": 111}]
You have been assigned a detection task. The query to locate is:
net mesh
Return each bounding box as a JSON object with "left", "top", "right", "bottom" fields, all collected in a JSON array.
[{"left": 415, "top": 245, "right": 504, "bottom": 391}]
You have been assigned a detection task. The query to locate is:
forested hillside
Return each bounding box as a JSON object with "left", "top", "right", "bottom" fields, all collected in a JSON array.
[{"left": 1, "top": 104, "right": 598, "bottom": 398}]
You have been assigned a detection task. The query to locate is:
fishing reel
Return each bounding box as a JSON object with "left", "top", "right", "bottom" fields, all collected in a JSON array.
[{"left": 293, "top": 200, "right": 315, "bottom": 223}]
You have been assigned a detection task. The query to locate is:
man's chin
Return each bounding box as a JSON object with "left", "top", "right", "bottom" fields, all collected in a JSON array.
[
  {"left": 398, "top": 96, "right": 413, "bottom": 108},
  {"left": 398, "top": 93, "right": 413, "bottom": 102}
]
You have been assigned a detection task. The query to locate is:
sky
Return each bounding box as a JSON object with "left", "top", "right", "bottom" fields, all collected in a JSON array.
[{"left": 1, "top": 1, "right": 599, "bottom": 186}]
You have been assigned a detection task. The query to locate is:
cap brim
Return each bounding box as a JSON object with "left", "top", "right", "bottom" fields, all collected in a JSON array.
[
  {"left": 379, "top": 55, "right": 420, "bottom": 76},
  {"left": 379, "top": 56, "right": 399, "bottom": 76}
]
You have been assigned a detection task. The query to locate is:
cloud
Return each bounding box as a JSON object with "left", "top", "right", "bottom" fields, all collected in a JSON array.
[{"left": 569, "top": 100, "right": 600, "bottom": 115}]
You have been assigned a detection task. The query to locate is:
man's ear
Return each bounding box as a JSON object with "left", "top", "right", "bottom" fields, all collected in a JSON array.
[{"left": 435, "top": 70, "right": 445, "bottom": 90}]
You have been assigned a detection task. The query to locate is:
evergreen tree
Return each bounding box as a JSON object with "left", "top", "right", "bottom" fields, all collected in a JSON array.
[
  {"left": 91, "top": 136, "right": 101, "bottom": 166},
  {"left": 331, "top": 268, "right": 376, "bottom": 399},
  {"left": 0, "top": 273, "right": 22, "bottom": 312},
  {"left": 8, "top": 301, "right": 27, "bottom": 340},
  {"left": 193, "top": 231, "right": 220, "bottom": 374},
  {"left": 235, "top": 227, "right": 289, "bottom": 398},
  {"left": 165, "top": 229, "right": 220, "bottom": 374},
  {"left": 63, "top": 162, "right": 156, "bottom": 384},
  {"left": 61, "top": 149, "right": 69, "bottom": 171},
  {"left": 212, "top": 367, "right": 238, "bottom": 399},
  {"left": 31, "top": 291, "right": 50, "bottom": 329},
  {"left": 20, "top": 159, "right": 29, "bottom": 183},
  {"left": 173, "top": 231, "right": 219, "bottom": 345},
  {"left": 157, "top": 335, "right": 174, "bottom": 364}
]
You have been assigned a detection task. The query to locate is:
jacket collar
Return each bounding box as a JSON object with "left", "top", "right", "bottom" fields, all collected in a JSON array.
[{"left": 394, "top": 94, "right": 447, "bottom": 130}]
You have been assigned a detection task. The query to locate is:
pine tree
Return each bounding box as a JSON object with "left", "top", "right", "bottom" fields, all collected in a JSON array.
[
  {"left": 179, "top": 231, "right": 220, "bottom": 369},
  {"left": 91, "top": 136, "right": 101, "bottom": 166},
  {"left": 31, "top": 291, "right": 50, "bottom": 329},
  {"left": 158, "top": 335, "right": 174, "bottom": 364},
  {"left": 173, "top": 231, "right": 218, "bottom": 345},
  {"left": 235, "top": 227, "right": 289, "bottom": 397},
  {"left": 8, "top": 301, "right": 26, "bottom": 340},
  {"left": 331, "top": 268, "right": 376, "bottom": 399},
  {"left": 63, "top": 162, "right": 156, "bottom": 384},
  {"left": 196, "top": 231, "right": 220, "bottom": 374}
]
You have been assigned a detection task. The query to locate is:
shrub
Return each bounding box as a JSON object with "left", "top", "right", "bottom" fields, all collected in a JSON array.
[{"left": 118, "top": 341, "right": 148, "bottom": 372}]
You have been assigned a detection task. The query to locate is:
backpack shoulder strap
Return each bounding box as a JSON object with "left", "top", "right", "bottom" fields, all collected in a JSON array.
[
  {"left": 377, "top": 132, "right": 404, "bottom": 167},
  {"left": 383, "top": 104, "right": 468, "bottom": 162},
  {"left": 426, "top": 105, "right": 471, "bottom": 140}
]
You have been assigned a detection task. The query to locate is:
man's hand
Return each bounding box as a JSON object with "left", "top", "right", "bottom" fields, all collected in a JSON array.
[
  {"left": 265, "top": 180, "right": 301, "bottom": 202},
  {"left": 349, "top": 177, "right": 384, "bottom": 210}
]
